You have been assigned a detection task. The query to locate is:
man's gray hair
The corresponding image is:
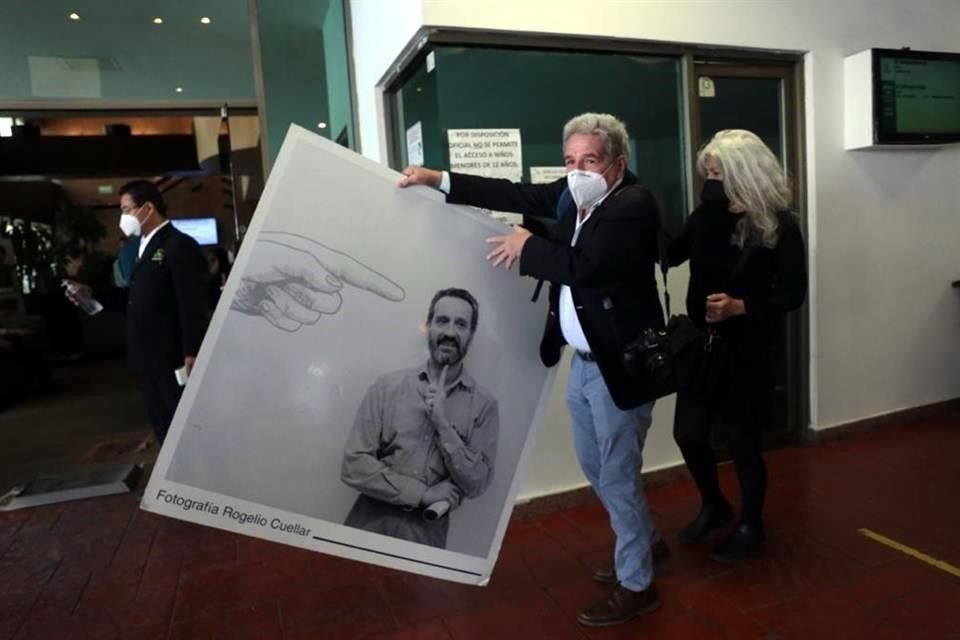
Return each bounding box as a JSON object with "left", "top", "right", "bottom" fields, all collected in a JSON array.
[{"left": 562, "top": 113, "right": 630, "bottom": 162}]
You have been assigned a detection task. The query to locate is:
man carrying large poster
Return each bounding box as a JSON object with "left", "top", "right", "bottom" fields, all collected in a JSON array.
[{"left": 400, "top": 112, "right": 666, "bottom": 626}]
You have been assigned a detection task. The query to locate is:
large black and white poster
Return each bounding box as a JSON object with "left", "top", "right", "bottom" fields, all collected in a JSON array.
[{"left": 141, "top": 126, "right": 555, "bottom": 585}]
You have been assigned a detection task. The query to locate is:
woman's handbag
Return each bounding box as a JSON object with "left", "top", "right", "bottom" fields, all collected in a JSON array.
[
  {"left": 686, "top": 327, "right": 729, "bottom": 401},
  {"left": 622, "top": 237, "right": 754, "bottom": 401}
]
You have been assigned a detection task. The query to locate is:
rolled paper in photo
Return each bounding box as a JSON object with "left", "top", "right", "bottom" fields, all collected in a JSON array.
[{"left": 423, "top": 500, "right": 450, "bottom": 521}]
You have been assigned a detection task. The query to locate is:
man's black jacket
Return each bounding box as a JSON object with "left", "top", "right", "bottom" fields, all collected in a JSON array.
[
  {"left": 127, "top": 223, "right": 210, "bottom": 372},
  {"left": 448, "top": 171, "right": 663, "bottom": 409}
]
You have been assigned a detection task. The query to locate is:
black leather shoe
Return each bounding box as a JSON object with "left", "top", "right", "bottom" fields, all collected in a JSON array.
[
  {"left": 577, "top": 582, "right": 661, "bottom": 627},
  {"left": 678, "top": 502, "right": 734, "bottom": 544},
  {"left": 709, "top": 522, "right": 764, "bottom": 562},
  {"left": 591, "top": 539, "right": 671, "bottom": 584}
]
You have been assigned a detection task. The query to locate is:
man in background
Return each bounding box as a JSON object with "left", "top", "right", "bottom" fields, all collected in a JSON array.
[{"left": 67, "top": 180, "right": 209, "bottom": 444}]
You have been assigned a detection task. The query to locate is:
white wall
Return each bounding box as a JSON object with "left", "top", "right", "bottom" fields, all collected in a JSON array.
[
  {"left": 349, "top": 0, "right": 423, "bottom": 162},
  {"left": 351, "top": 0, "right": 960, "bottom": 499}
]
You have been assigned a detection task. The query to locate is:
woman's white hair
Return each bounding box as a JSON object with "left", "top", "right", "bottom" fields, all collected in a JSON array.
[
  {"left": 697, "top": 129, "right": 791, "bottom": 247},
  {"left": 563, "top": 113, "right": 630, "bottom": 163}
]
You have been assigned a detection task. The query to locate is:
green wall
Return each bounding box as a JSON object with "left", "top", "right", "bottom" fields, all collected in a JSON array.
[
  {"left": 254, "top": 0, "right": 356, "bottom": 169},
  {"left": 322, "top": 0, "right": 355, "bottom": 149}
]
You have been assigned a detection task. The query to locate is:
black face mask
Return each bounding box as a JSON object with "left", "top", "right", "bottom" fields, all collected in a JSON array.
[{"left": 700, "top": 179, "right": 730, "bottom": 210}]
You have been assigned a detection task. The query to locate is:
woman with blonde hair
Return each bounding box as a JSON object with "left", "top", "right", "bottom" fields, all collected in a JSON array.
[{"left": 665, "top": 129, "right": 806, "bottom": 561}]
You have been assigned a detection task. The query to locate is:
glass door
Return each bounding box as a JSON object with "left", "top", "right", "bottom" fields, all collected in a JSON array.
[{"left": 689, "top": 61, "right": 806, "bottom": 446}]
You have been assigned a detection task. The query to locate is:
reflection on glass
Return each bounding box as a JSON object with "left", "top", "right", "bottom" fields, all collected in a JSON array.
[
  {"left": 388, "top": 46, "right": 687, "bottom": 233},
  {"left": 254, "top": 0, "right": 357, "bottom": 165},
  {"left": 698, "top": 76, "right": 784, "bottom": 164}
]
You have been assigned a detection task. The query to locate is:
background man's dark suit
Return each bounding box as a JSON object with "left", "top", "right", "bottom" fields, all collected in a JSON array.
[
  {"left": 447, "top": 171, "right": 663, "bottom": 409},
  {"left": 128, "top": 223, "right": 210, "bottom": 441}
]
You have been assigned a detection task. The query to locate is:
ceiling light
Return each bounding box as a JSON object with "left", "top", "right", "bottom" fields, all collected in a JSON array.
[
  {"left": 317, "top": 122, "right": 327, "bottom": 129},
  {"left": 68, "top": 12, "right": 81, "bottom": 20},
  {"left": 152, "top": 17, "right": 163, "bottom": 24},
  {"left": 175, "top": 87, "right": 183, "bottom": 93},
  {"left": 200, "top": 16, "right": 211, "bottom": 24}
]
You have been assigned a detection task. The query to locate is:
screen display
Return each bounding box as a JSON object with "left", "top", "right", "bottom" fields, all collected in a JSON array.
[
  {"left": 171, "top": 217, "right": 219, "bottom": 246},
  {"left": 875, "top": 50, "right": 960, "bottom": 142}
]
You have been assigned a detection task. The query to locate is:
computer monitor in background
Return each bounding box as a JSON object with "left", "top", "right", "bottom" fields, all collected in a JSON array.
[
  {"left": 873, "top": 48, "right": 960, "bottom": 144},
  {"left": 170, "top": 217, "right": 219, "bottom": 246}
]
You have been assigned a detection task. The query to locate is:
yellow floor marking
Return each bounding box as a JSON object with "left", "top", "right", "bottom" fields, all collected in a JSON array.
[{"left": 858, "top": 528, "right": 960, "bottom": 579}]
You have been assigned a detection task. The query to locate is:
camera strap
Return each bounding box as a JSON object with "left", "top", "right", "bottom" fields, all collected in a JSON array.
[{"left": 656, "top": 232, "right": 673, "bottom": 322}]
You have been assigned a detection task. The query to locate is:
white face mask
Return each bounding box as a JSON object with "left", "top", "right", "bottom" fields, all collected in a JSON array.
[
  {"left": 119, "top": 205, "right": 150, "bottom": 237},
  {"left": 119, "top": 213, "right": 141, "bottom": 237},
  {"left": 567, "top": 165, "right": 614, "bottom": 211}
]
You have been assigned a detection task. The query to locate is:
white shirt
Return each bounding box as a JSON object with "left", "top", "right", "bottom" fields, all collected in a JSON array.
[
  {"left": 559, "top": 178, "right": 621, "bottom": 354},
  {"left": 138, "top": 220, "right": 170, "bottom": 259}
]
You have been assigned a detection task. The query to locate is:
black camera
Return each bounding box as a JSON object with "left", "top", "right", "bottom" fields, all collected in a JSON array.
[
  {"left": 621, "top": 316, "right": 705, "bottom": 401},
  {"left": 623, "top": 328, "right": 673, "bottom": 380}
]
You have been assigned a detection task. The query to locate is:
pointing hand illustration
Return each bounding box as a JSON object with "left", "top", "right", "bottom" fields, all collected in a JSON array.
[{"left": 231, "top": 231, "right": 405, "bottom": 332}]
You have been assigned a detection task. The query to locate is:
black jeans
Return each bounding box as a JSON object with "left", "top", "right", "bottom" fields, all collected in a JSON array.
[
  {"left": 673, "top": 387, "right": 769, "bottom": 527},
  {"left": 141, "top": 369, "right": 184, "bottom": 444}
]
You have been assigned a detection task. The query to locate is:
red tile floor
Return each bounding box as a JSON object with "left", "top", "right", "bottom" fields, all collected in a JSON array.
[{"left": 2, "top": 416, "right": 958, "bottom": 640}]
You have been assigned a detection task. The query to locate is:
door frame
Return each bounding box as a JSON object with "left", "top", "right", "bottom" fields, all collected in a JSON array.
[
  {"left": 686, "top": 57, "right": 809, "bottom": 448},
  {"left": 686, "top": 61, "right": 803, "bottom": 202},
  {"left": 378, "top": 28, "right": 811, "bottom": 445}
]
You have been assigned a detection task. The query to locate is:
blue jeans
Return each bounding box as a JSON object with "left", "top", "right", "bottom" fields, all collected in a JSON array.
[{"left": 566, "top": 354, "right": 655, "bottom": 591}]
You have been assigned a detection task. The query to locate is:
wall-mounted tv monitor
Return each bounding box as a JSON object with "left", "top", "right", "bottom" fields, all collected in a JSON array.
[
  {"left": 873, "top": 48, "right": 960, "bottom": 144},
  {"left": 171, "top": 217, "right": 219, "bottom": 246}
]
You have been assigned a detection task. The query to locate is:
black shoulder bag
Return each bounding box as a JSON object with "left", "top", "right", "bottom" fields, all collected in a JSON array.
[{"left": 622, "top": 236, "right": 754, "bottom": 402}]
